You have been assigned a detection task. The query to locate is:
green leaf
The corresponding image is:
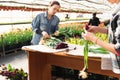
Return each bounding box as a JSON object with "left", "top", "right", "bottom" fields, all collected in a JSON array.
[
  {"left": 83, "top": 39, "right": 88, "bottom": 69},
  {"left": 8, "top": 64, "right": 12, "bottom": 71},
  {"left": 89, "top": 47, "right": 109, "bottom": 54}
]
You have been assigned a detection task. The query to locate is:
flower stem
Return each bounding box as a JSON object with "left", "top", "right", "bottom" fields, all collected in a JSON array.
[{"left": 84, "top": 39, "right": 88, "bottom": 70}]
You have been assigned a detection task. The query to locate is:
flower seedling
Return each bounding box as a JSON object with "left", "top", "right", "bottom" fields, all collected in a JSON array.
[
  {"left": 0, "top": 64, "right": 28, "bottom": 80},
  {"left": 78, "top": 39, "right": 88, "bottom": 79}
]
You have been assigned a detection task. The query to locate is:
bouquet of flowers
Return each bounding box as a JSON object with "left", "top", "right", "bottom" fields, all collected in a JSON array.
[{"left": 0, "top": 64, "right": 28, "bottom": 80}]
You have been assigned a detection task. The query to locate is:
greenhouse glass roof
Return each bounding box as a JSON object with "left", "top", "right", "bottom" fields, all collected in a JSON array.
[{"left": 0, "top": 0, "right": 117, "bottom": 13}]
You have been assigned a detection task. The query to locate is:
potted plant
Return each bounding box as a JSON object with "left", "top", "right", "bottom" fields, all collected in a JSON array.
[{"left": 0, "top": 64, "right": 28, "bottom": 80}]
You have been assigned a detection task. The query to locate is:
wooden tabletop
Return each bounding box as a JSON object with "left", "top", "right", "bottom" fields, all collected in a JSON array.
[{"left": 22, "top": 44, "right": 120, "bottom": 79}]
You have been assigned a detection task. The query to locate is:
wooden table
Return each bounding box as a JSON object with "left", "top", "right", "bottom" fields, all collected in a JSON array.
[{"left": 22, "top": 45, "right": 120, "bottom": 80}]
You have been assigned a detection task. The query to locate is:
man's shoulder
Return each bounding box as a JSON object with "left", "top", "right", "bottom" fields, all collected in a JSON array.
[
  {"left": 89, "top": 18, "right": 93, "bottom": 21},
  {"left": 92, "top": 17, "right": 99, "bottom": 21},
  {"left": 53, "top": 15, "right": 60, "bottom": 21},
  {"left": 36, "top": 12, "right": 45, "bottom": 16},
  {"left": 96, "top": 17, "right": 99, "bottom": 19},
  {"left": 54, "top": 15, "right": 59, "bottom": 18}
]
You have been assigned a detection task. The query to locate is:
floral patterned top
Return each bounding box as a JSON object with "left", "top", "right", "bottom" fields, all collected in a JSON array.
[
  {"left": 109, "top": 14, "right": 120, "bottom": 53},
  {"left": 108, "top": 13, "right": 120, "bottom": 74}
]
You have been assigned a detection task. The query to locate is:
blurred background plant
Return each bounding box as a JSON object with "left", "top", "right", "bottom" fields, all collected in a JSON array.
[{"left": 0, "top": 64, "right": 28, "bottom": 80}]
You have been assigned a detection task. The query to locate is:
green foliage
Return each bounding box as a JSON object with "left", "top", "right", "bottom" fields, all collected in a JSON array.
[
  {"left": 95, "top": 33, "right": 108, "bottom": 42},
  {"left": 44, "top": 37, "right": 62, "bottom": 49},
  {"left": 0, "top": 29, "right": 32, "bottom": 51},
  {"left": 83, "top": 39, "right": 88, "bottom": 69},
  {"left": 66, "top": 38, "right": 94, "bottom": 45},
  {"left": 89, "top": 47, "right": 109, "bottom": 54},
  {"left": 0, "top": 35, "right": 3, "bottom": 51},
  {"left": 0, "top": 64, "right": 28, "bottom": 80},
  {"left": 66, "top": 33, "right": 108, "bottom": 46},
  {"left": 58, "top": 26, "right": 84, "bottom": 39}
]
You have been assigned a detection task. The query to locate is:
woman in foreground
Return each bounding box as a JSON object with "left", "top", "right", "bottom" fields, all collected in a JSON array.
[{"left": 82, "top": 0, "right": 120, "bottom": 74}]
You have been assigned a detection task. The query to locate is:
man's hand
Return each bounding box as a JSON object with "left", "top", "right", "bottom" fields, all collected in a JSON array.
[
  {"left": 42, "top": 31, "right": 51, "bottom": 39},
  {"left": 54, "top": 31, "right": 59, "bottom": 36}
]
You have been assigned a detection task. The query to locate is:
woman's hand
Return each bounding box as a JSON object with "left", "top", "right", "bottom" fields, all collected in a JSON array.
[
  {"left": 86, "top": 25, "right": 108, "bottom": 34},
  {"left": 87, "top": 25, "right": 99, "bottom": 33},
  {"left": 42, "top": 31, "right": 51, "bottom": 39},
  {"left": 82, "top": 31, "right": 98, "bottom": 44}
]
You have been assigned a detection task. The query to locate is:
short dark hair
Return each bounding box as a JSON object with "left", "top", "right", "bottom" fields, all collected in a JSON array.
[
  {"left": 93, "top": 12, "right": 96, "bottom": 16},
  {"left": 50, "top": 1, "right": 60, "bottom": 7}
]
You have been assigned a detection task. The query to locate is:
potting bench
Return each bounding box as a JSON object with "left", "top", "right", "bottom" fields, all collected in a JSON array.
[{"left": 22, "top": 44, "right": 120, "bottom": 80}]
